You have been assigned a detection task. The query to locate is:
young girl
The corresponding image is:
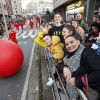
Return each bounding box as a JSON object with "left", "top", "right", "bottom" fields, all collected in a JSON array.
[
  {"left": 72, "top": 20, "right": 85, "bottom": 44},
  {"left": 43, "top": 34, "right": 64, "bottom": 61},
  {"left": 43, "top": 34, "right": 64, "bottom": 86}
]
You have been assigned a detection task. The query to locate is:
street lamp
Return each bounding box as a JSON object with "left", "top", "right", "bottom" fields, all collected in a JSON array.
[{"left": 1, "top": 0, "right": 9, "bottom": 38}]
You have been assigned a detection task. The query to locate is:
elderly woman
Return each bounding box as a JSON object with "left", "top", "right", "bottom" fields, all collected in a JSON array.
[{"left": 63, "top": 34, "right": 100, "bottom": 100}]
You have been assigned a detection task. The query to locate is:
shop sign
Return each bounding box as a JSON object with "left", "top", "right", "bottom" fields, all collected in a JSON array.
[{"left": 66, "top": 0, "right": 84, "bottom": 11}]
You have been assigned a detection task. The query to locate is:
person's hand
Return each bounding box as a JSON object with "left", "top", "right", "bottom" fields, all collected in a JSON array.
[
  {"left": 93, "top": 37, "right": 97, "bottom": 40},
  {"left": 89, "top": 36, "right": 93, "bottom": 41},
  {"left": 63, "top": 67, "right": 71, "bottom": 81},
  {"left": 67, "top": 77, "right": 76, "bottom": 87}
]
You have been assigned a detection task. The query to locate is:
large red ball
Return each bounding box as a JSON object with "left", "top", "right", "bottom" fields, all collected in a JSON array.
[{"left": 0, "top": 40, "right": 24, "bottom": 77}]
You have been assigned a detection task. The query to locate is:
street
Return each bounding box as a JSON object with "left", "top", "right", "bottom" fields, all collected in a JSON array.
[{"left": 0, "top": 25, "right": 37, "bottom": 100}]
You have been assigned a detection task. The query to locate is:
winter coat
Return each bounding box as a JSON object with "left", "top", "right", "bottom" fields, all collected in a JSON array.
[
  {"left": 75, "top": 26, "right": 85, "bottom": 44},
  {"left": 75, "top": 47, "right": 100, "bottom": 95},
  {"left": 34, "top": 30, "right": 47, "bottom": 48},
  {"left": 29, "top": 21, "right": 34, "bottom": 28},
  {"left": 21, "top": 23, "right": 25, "bottom": 30},
  {"left": 88, "top": 31, "right": 99, "bottom": 43},
  {"left": 96, "top": 32, "right": 100, "bottom": 43},
  {"left": 48, "top": 36, "right": 64, "bottom": 60},
  {"left": 9, "top": 30, "right": 18, "bottom": 44},
  {"left": 78, "top": 19, "right": 89, "bottom": 33}
]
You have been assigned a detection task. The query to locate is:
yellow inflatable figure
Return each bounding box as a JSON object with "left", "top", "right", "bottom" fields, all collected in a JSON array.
[{"left": 34, "top": 30, "right": 47, "bottom": 48}]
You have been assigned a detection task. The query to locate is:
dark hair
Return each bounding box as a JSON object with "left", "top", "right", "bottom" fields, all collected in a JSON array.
[
  {"left": 43, "top": 34, "right": 51, "bottom": 38},
  {"left": 40, "top": 24, "right": 45, "bottom": 27},
  {"left": 47, "top": 24, "right": 54, "bottom": 27},
  {"left": 91, "top": 22, "right": 100, "bottom": 32},
  {"left": 65, "top": 33, "right": 82, "bottom": 42},
  {"left": 54, "top": 12, "right": 61, "bottom": 16},
  {"left": 63, "top": 25, "right": 76, "bottom": 34},
  {"left": 71, "top": 19, "right": 80, "bottom": 27}
]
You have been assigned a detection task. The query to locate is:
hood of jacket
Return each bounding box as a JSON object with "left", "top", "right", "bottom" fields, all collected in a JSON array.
[{"left": 51, "top": 36, "right": 61, "bottom": 46}]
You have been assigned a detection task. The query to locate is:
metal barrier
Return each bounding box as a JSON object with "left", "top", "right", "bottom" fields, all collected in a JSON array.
[{"left": 44, "top": 48, "right": 88, "bottom": 100}]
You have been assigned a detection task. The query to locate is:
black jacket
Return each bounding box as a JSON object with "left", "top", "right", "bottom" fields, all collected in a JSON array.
[
  {"left": 48, "top": 25, "right": 64, "bottom": 43},
  {"left": 75, "top": 48, "right": 100, "bottom": 94}
]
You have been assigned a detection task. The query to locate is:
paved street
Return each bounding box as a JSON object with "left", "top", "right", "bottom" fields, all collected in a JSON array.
[{"left": 0, "top": 24, "right": 37, "bottom": 100}]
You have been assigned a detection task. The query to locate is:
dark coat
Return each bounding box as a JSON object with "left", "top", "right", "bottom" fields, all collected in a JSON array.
[{"left": 75, "top": 47, "right": 100, "bottom": 94}]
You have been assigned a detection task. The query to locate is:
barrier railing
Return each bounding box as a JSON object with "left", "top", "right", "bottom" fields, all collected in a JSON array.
[{"left": 44, "top": 48, "right": 88, "bottom": 100}]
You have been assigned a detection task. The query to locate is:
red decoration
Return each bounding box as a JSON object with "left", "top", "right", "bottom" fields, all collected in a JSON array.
[{"left": 0, "top": 40, "right": 24, "bottom": 77}]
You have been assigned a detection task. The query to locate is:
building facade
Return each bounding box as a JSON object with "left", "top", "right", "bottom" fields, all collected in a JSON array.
[
  {"left": 0, "top": 0, "right": 8, "bottom": 20},
  {"left": 11, "top": 0, "right": 22, "bottom": 18},
  {"left": 53, "top": 0, "right": 100, "bottom": 25},
  {"left": 6, "top": 0, "right": 13, "bottom": 17},
  {"left": 39, "top": 0, "right": 53, "bottom": 15}
]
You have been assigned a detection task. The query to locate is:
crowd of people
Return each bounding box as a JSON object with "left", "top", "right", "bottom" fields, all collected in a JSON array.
[
  {"left": 0, "top": 15, "right": 40, "bottom": 44},
  {"left": 35, "top": 11, "right": 100, "bottom": 100},
  {"left": 0, "top": 11, "right": 100, "bottom": 99}
]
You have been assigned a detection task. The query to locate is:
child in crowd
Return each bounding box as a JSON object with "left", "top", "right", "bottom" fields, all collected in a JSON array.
[
  {"left": 43, "top": 34, "right": 64, "bottom": 62},
  {"left": 43, "top": 34, "right": 64, "bottom": 86},
  {"left": 9, "top": 27, "right": 18, "bottom": 44},
  {"left": 43, "top": 24, "right": 54, "bottom": 35}
]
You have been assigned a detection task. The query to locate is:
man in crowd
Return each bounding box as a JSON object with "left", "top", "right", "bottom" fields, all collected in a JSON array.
[
  {"left": 75, "top": 13, "right": 89, "bottom": 34},
  {"left": 48, "top": 12, "right": 64, "bottom": 43}
]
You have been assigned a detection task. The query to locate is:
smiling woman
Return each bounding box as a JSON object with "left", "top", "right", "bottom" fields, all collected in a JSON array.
[{"left": 22, "top": 0, "right": 31, "bottom": 9}]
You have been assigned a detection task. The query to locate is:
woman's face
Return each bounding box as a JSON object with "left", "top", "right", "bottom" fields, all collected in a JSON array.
[
  {"left": 92, "top": 26, "right": 98, "bottom": 33},
  {"left": 65, "top": 37, "right": 80, "bottom": 52},
  {"left": 72, "top": 21, "right": 77, "bottom": 28},
  {"left": 43, "top": 36, "right": 52, "bottom": 46},
  {"left": 62, "top": 28, "right": 72, "bottom": 39}
]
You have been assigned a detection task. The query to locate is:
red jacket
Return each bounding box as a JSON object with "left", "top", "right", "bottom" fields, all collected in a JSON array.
[
  {"left": 9, "top": 30, "right": 18, "bottom": 44},
  {"left": 29, "top": 21, "right": 33, "bottom": 26},
  {"left": 14, "top": 23, "right": 17, "bottom": 27},
  {"left": 21, "top": 23, "right": 25, "bottom": 29}
]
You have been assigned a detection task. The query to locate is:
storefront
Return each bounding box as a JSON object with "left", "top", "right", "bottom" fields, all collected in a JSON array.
[{"left": 66, "top": 0, "right": 84, "bottom": 21}]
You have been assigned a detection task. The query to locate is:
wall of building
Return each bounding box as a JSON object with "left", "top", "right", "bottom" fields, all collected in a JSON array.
[
  {"left": 11, "top": 0, "right": 22, "bottom": 16},
  {"left": 53, "top": 0, "right": 68, "bottom": 9},
  {"left": 39, "top": 0, "right": 53, "bottom": 14},
  {"left": 53, "top": 0, "right": 99, "bottom": 25}
]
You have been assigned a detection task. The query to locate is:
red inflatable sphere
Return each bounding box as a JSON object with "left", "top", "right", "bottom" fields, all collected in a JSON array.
[{"left": 0, "top": 40, "right": 24, "bottom": 77}]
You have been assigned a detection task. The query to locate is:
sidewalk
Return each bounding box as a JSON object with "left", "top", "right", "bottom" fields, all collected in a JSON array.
[{"left": 26, "top": 44, "right": 53, "bottom": 100}]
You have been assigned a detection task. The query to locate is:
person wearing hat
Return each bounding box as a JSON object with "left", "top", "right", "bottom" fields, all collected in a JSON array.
[{"left": 9, "top": 27, "right": 18, "bottom": 44}]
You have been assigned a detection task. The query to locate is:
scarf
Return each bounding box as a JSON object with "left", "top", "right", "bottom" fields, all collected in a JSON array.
[
  {"left": 63, "top": 44, "right": 85, "bottom": 100},
  {"left": 63, "top": 44, "right": 85, "bottom": 73}
]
